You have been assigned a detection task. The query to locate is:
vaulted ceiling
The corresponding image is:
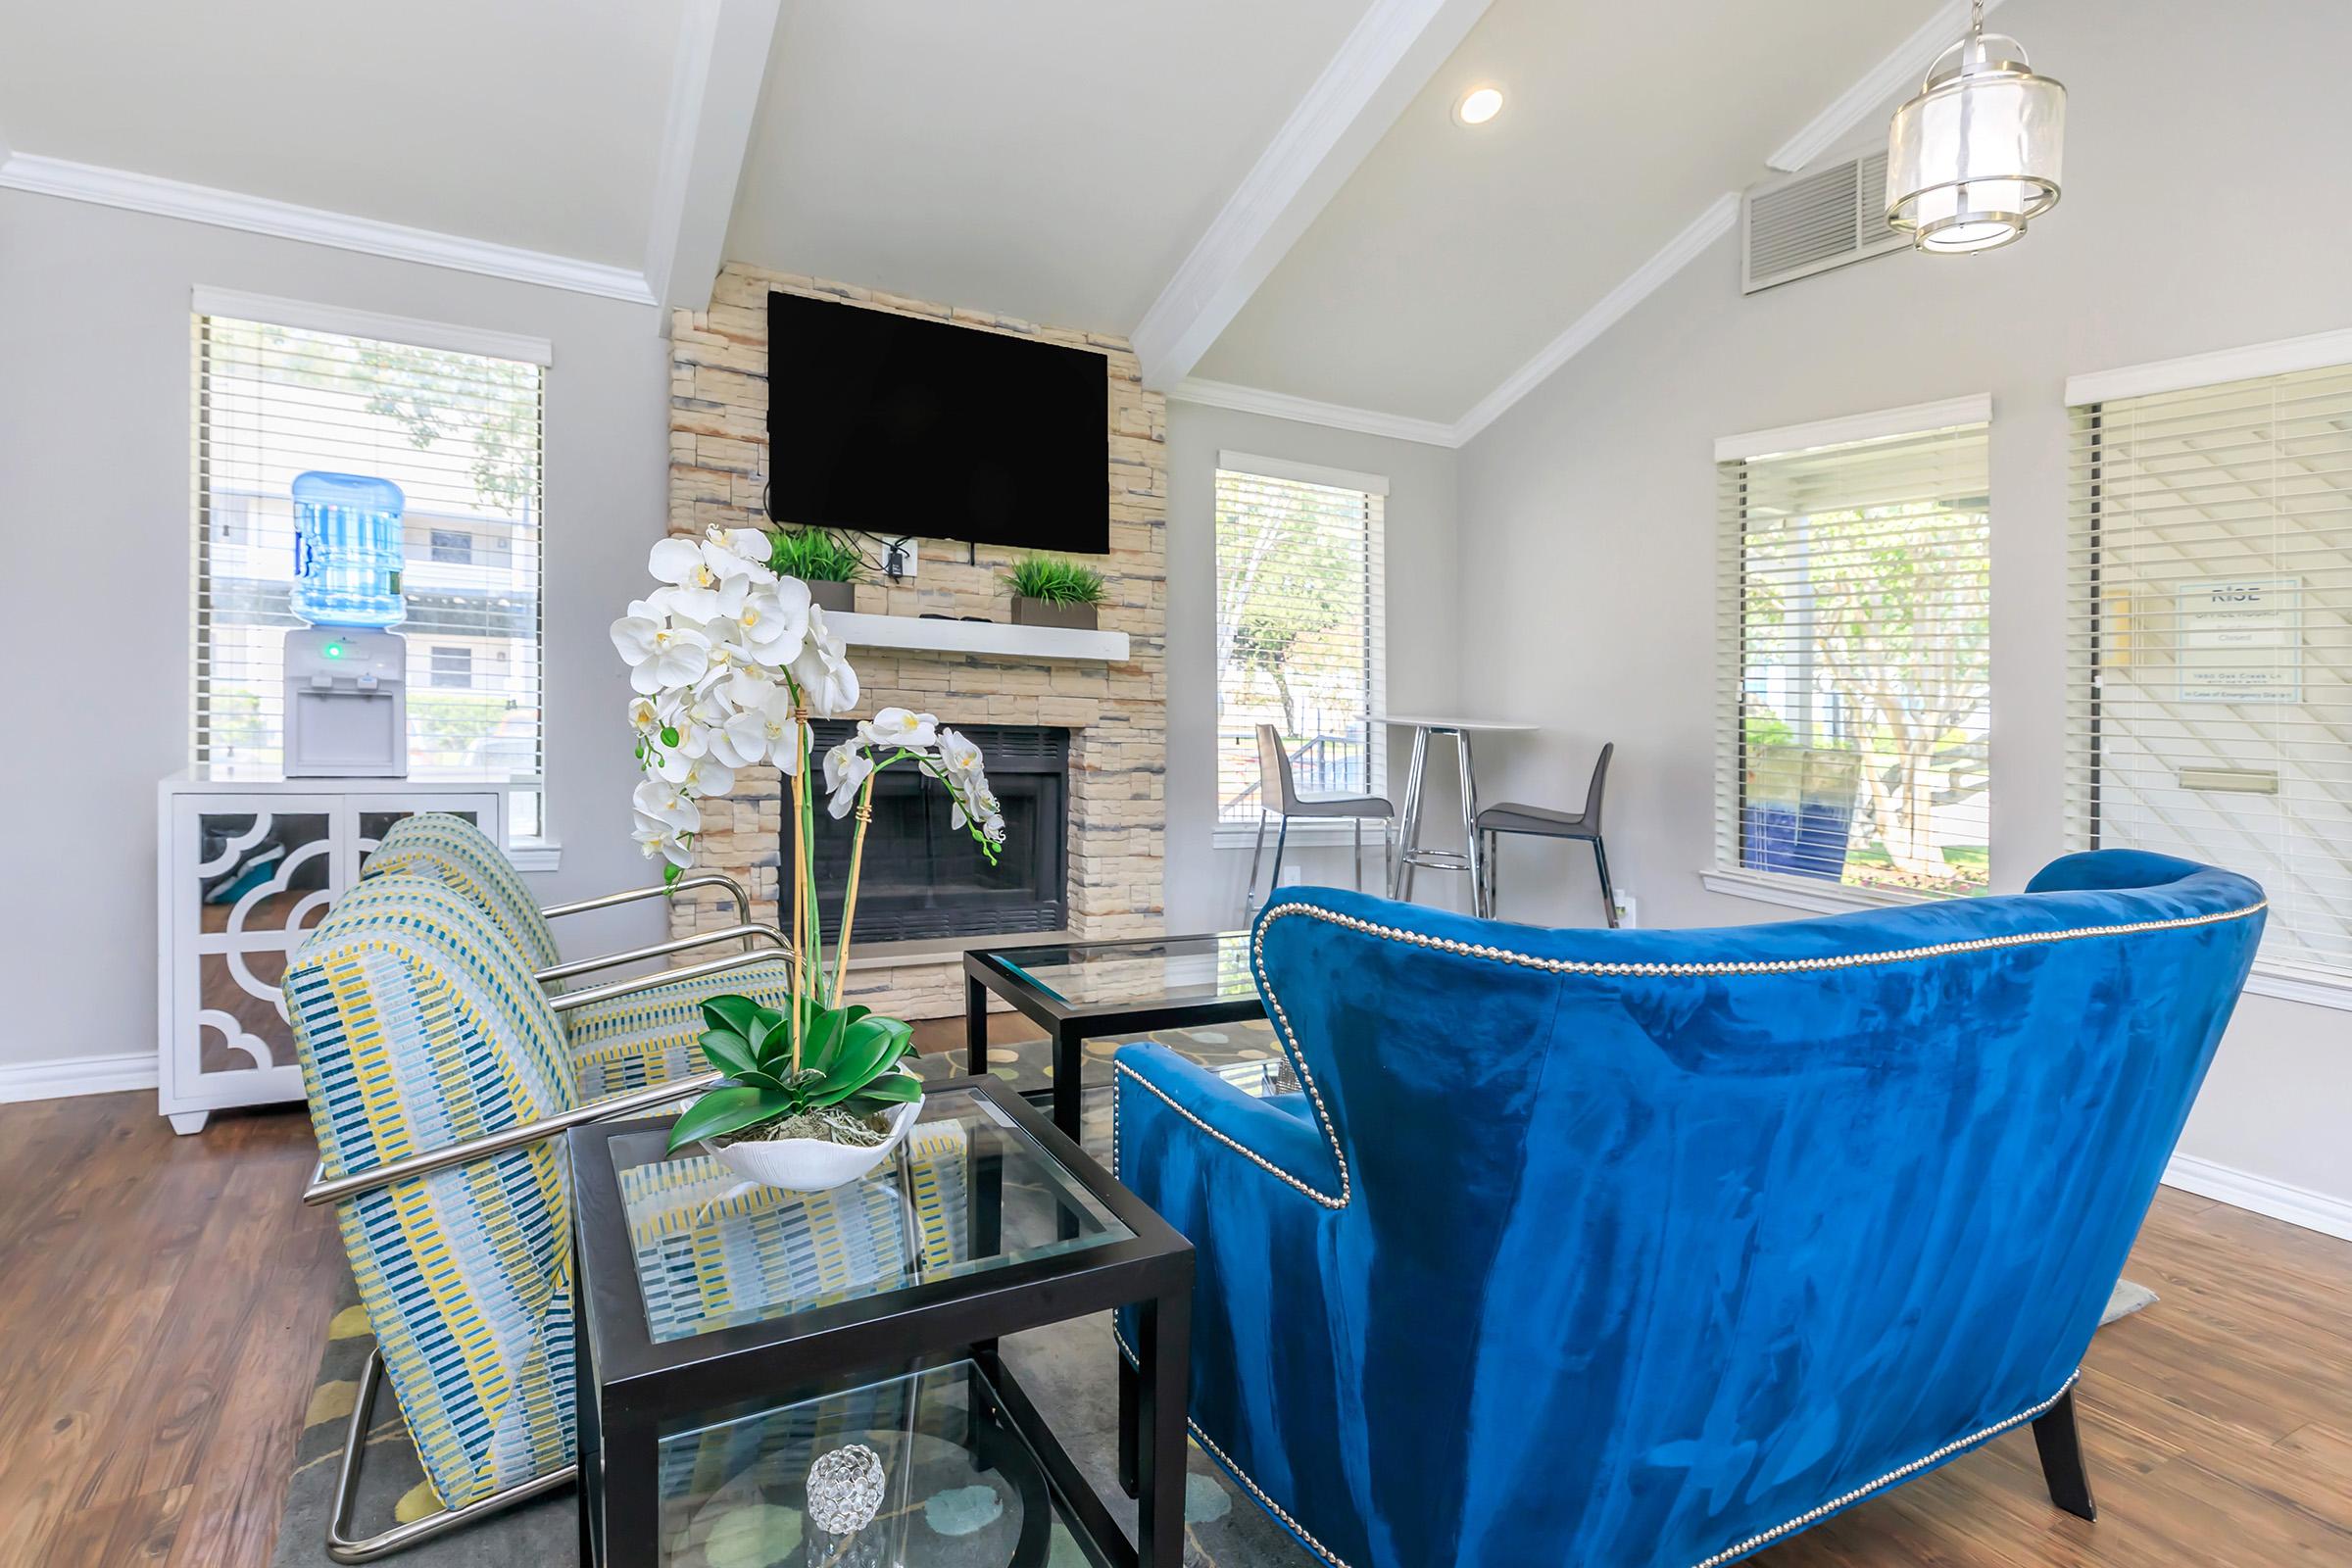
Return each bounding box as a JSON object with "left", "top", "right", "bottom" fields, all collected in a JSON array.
[{"left": 0, "top": 0, "right": 1976, "bottom": 437}]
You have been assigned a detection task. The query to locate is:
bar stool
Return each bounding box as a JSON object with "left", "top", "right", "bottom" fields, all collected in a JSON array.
[
  {"left": 1475, "top": 742, "right": 1617, "bottom": 927},
  {"left": 1247, "top": 722, "right": 1396, "bottom": 907}
]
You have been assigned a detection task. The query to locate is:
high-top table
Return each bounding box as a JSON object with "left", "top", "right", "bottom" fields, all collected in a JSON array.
[{"left": 1374, "top": 713, "right": 1535, "bottom": 918}]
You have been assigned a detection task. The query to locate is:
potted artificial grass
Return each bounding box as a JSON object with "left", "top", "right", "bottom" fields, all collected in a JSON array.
[{"left": 1003, "top": 554, "right": 1108, "bottom": 630}]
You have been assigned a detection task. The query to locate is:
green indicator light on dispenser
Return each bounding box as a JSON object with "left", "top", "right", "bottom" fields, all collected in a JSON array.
[{"left": 325, "top": 643, "right": 344, "bottom": 658}]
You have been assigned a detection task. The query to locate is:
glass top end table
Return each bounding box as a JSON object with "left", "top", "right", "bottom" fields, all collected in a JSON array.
[
  {"left": 569, "top": 1076, "right": 1195, "bottom": 1568},
  {"left": 609, "top": 1085, "right": 1133, "bottom": 1345},
  {"left": 964, "top": 931, "right": 1268, "bottom": 1137}
]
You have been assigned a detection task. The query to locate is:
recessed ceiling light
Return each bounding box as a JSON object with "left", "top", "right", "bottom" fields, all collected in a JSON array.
[{"left": 1453, "top": 86, "right": 1504, "bottom": 126}]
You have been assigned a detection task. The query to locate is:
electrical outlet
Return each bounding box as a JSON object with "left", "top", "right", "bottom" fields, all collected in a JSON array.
[
  {"left": 1612, "top": 889, "right": 1638, "bottom": 928},
  {"left": 880, "top": 537, "right": 918, "bottom": 581}
]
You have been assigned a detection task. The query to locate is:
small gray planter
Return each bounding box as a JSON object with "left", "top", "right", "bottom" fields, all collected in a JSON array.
[{"left": 1009, "top": 596, "right": 1099, "bottom": 630}]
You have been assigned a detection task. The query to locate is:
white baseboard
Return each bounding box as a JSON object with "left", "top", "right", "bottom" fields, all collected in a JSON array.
[
  {"left": 2164, "top": 1152, "right": 2352, "bottom": 1243},
  {"left": 0, "top": 1052, "right": 158, "bottom": 1105}
]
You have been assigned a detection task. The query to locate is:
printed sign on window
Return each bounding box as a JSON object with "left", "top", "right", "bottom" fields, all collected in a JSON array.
[{"left": 2179, "top": 577, "right": 2301, "bottom": 703}]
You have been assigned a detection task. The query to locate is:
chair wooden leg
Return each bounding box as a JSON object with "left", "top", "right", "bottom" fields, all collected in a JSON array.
[
  {"left": 1592, "top": 836, "right": 1620, "bottom": 928},
  {"left": 2033, "top": 1389, "right": 2098, "bottom": 1522}
]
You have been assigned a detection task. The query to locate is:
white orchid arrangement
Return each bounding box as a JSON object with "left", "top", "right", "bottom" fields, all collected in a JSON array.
[{"left": 612, "top": 526, "right": 1005, "bottom": 1150}]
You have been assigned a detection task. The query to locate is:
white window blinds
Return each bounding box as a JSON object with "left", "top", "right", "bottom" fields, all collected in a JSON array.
[
  {"left": 1716, "top": 412, "right": 1992, "bottom": 897},
  {"left": 1213, "top": 455, "right": 1387, "bottom": 823},
  {"left": 192, "top": 306, "right": 546, "bottom": 828},
  {"left": 2068, "top": 356, "right": 2352, "bottom": 977}
]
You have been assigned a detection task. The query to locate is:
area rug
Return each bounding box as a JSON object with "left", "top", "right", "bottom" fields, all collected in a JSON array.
[{"left": 271, "top": 1010, "right": 2159, "bottom": 1566}]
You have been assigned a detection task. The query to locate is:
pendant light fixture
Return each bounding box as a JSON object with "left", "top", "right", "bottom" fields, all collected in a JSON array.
[{"left": 1886, "top": 0, "right": 2066, "bottom": 254}]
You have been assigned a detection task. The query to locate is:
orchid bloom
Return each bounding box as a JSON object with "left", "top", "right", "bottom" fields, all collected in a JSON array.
[
  {"left": 823, "top": 737, "right": 875, "bottom": 819},
  {"left": 632, "top": 776, "right": 701, "bottom": 833},
  {"left": 626, "top": 695, "right": 662, "bottom": 737},
  {"left": 631, "top": 811, "right": 694, "bottom": 868},
  {"left": 716, "top": 683, "right": 807, "bottom": 772},
  {"left": 859, "top": 707, "right": 939, "bottom": 752},
  {"left": 936, "top": 727, "right": 984, "bottom": 783},
  {"left": 658, "top": 749, "right": 737, "bottom": 797},
  {"left": 612, "top": 603, "right": 710, "bottom": 696},
  {"left": 709, "top": 526, "right": 777, "bottom": 575},
  {"left": 649, "top": 535, "right": 764, "bottom": 624},
  {"left": 792, "top": 604, "right": 860, "bottom": 716},
  {"left": 722, "top": 579, "right": 810, "bottom": 665}
]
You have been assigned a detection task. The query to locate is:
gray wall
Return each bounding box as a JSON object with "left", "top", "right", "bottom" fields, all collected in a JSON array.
[
  {"left": 1163, "top": 403, "right": 1463, "bottom": 930},
  {"left": 0, "top": 190, "right": 672, "bottom": 1078},
  {"left": 1452, "top": 0, "right": 2352, "bottom": 1210}
]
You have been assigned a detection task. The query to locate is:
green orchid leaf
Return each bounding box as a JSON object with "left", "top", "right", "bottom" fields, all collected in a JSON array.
[
  {"left": 666, "top": 1084, "right": 794, "bottom": 1152},
  {"left": 814, "top": 1016, "right": 907, "bottom": 1098},
  {"left": 837, "top": 1074, "right": 923, "bottom": 1115},
  {"left": 800, "top": 1006, "right": 850, "bottom": 1075},
  {"left": 748, "top": 1007, "right": 795, "bottom": 1064},
  {"left": 702, "top": 995, "right": 769, "bottom": 1044},
  {"left": 697, "top": 1028, "right": 760, "bottom": 1080}
]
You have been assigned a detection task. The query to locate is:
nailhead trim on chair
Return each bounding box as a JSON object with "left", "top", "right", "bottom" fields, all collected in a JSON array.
[
  {"left": 1256, "top": 897, "right": 2267, "bottom": 980},
  {"left": 1113, "top": 1060, "right": 1346, "bottom": 1208}
]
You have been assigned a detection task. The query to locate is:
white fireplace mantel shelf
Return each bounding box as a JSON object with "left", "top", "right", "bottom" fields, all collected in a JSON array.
[{"left": 832, "top": 610, "right": 1129, "bottom": 662}]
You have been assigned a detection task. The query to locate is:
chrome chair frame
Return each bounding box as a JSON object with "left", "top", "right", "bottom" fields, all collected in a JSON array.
[
  {"left": 527, "top": 872, "right": 758, "bottom": 985},
  {"left": 300, "top": 936, "right": 787, "bottom": 1561}
]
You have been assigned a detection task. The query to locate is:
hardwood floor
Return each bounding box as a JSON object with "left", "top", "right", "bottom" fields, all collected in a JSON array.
[{"left": 3, "top": 1084, "right": 2346, "bottom": 1566}]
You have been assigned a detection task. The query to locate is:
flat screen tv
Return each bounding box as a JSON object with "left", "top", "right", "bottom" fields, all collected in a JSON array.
[{"left": 764, "top": 291, "right": 1108, "bottom": 554}]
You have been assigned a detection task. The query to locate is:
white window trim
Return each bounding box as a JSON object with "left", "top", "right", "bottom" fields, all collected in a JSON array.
[
  {"left": 190, "top": 285, "right": 554, "bottom": 367},
  {"left": 507, "top": 839, "right": 563, "bottom": 873},
  {"left": 1212, "top": 818, "right": 1383, "bottom": 853},
  {"left": 2065, "top": 325, "right": 2352, "bottom": 406},
  {"left": 1217, "top": 449, "right": 1391, "bottom": 496},
  {"left": 1698, "top": 866, "right": 1937, "bottom": 917},
  {"left": 1713, "top": 393, "right": 1991, "bottom": 465}
]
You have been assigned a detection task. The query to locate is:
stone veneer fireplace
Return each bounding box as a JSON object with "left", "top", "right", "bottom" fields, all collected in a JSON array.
[{"left": 663, "top": 264, "right": 1167, "bottom": 1019}]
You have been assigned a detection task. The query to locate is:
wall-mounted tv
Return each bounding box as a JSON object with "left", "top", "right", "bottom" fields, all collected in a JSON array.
[{"left": 764, "top": 290, "right": 1109, "bottom": 554}]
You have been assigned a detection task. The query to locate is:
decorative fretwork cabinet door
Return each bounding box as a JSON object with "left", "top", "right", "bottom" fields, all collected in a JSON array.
[{"left": 157, "top": 782, "right": 504, "bottom": 1133}]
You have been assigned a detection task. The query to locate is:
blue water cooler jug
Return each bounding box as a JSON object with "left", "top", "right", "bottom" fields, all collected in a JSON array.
[{"left": 291, "top": 471, "right": 406, "bottom": 627}]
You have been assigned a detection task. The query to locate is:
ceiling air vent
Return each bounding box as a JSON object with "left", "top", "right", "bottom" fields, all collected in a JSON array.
[{"left": 1742, "top": 149, "right": 1905, "bottom": 294}]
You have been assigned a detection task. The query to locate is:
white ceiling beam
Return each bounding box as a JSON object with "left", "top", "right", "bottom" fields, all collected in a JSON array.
[
  {"left": 1173, "top": 377, "right": 1459, "bottom": 448},
  {"left": 1766, "top": 0, "right": 2005, "bottom": 173},
  {"left": 1451, "top": 193, "right": 1739, "bottom": 445},
  {"left": 644, "top": 0, "right": 782, "bottom": 315},
  {"left": 1130, "top": 0, "right": 1495, "bottom": 391}
]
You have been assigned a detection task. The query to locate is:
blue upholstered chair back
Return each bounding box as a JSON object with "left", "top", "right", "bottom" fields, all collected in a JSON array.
[{"left": 1174, "top": 850, "right": 2264, "bottom": 1567}]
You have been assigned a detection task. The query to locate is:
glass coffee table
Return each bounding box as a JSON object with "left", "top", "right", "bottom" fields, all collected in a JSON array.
[
  {"left": 963, "top": 932, "right": 1264, "bottom": 1137},
  {"left": 568, "top": 1076, "right": 1194, "bottom": 1568}
]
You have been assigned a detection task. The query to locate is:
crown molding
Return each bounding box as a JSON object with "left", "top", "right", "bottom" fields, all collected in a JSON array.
[
  {"left": 1766, "top": 0, "right": 2007, "bottom": 173},
  {"left": 644, "top": 0, "right": 780, "bottom": 313},
  {"left": 1174, "top": 377, "right": 1459, "bottom": 448},
  {"left": 1131, "top": 0, "right": 1494, "bottom": 391},
  {"left": 0, "top": 152, "right": 657, "bottom": 306},
  {"left": 1453, "top": 193, "right": 1740, "bottom": 445}
]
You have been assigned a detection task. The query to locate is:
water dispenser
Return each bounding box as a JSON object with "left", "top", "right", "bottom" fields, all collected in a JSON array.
[{"left": 283, "top": 470, "right": 409, "bottom": 777}]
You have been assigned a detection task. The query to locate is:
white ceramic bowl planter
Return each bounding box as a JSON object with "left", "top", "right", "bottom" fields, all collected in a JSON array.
[{"left": 703, "top": 1080, "right": 924, "bottom": 1193}]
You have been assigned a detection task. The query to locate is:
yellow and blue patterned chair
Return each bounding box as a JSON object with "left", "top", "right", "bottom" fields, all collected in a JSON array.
[
  {"left": 363, "top": 811, "right": 792, "bottom": 1099},
  {"left": 286, "top": 870, "right": 816, "bottom": 1560}
]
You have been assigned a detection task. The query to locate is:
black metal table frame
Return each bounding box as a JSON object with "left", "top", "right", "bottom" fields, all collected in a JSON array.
[
  {"left": 963, "top": 934, "right": 1266, "bottom": 1139},
  {"left": 568, "top": 1075, "right": 1195, "bottom": 1568}
]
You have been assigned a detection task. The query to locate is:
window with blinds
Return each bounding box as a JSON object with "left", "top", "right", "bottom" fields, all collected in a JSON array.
[
  {"left": 2068, "top": 352, "right": 2352, "bottom": 977},
  {"left": 192, "top": 303, "right": 546, "bottom": 833},
  {"left": 1717, "top": 410, "right": 1992, "bottom": 897},
  {"left": 1213, "top": 454, "right": 1387, "bottom": 823}
]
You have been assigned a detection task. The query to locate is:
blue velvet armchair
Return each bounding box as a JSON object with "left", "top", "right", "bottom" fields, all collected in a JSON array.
[{"left": 1113, "top": 850, "right": 2264, "bottom": 1568}]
